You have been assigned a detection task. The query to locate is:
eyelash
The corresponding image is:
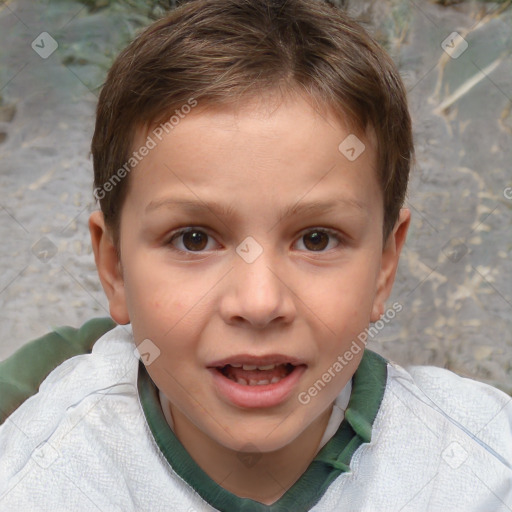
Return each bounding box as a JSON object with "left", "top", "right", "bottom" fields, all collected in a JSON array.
[{"left": 166, "top": 226, "right": 345, "bottom": 255}]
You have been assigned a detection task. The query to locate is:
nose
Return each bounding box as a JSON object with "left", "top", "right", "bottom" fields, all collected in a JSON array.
[{"left": 219, "top": 244, "right": 296, "bottom": 329}]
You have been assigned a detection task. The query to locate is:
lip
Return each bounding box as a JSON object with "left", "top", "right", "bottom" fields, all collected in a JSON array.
[
  {"left": 208, "top": 364, "right": 307, "bottom": 409},
  {"left": 207, "top": 354, "right": 306, "bottom": 367}
]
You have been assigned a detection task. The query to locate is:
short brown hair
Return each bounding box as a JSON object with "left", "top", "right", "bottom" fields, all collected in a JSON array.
[{"left": 91, "top": 0, "right": 413, "bottom": 249}]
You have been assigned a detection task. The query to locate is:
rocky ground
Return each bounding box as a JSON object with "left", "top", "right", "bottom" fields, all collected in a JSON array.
[{"left": 0, "top": 0, "right": 511, "bottom": 394}]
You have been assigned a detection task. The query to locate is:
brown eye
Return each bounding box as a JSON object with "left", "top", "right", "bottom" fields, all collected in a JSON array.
[
  {"left": 169, "top": 229, "right": 212, "bottom": 252},
  {"left": 295, "top": 228, "right": 342, "bottom": 252},
  {"left": 302, "top": 231, "right": 329, "bottom": 251},
  {"left": 182, "top": 230, "right": 208, "bottom": 251}
]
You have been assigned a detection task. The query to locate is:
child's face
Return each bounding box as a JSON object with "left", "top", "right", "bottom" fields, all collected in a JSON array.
[{"left": 91, "top": 92, "right": 409, "bottom": 454}]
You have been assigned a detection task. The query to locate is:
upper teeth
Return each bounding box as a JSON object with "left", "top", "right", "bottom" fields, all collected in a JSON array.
[{"left": 231, "top": 364, "right": 277, "bottom": 371}]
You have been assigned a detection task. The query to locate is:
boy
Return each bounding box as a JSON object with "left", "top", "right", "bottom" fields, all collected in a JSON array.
[{"left": 0, "top": 0, "right": 511, "bottom": 510}]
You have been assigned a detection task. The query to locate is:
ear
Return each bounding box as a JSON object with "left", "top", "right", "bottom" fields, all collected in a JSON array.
[
  {"left": 89, "top": 210, "right": 130, "bottom": 325},
  {"left": 370, "top": 208, "right": 410, "bottom": 322}
]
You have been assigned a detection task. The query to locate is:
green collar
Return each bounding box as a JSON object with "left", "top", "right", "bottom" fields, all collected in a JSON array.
[{"left": 137, "top": 349, "right": 388, "bottom": 512}]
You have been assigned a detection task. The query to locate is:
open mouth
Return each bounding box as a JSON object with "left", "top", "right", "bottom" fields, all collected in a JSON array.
[
  {"left": 209, "top": 359, "right": 308, "bottom": 408},
  {"left": 216, "top": 363, "right": 298, "bottom": 386}
]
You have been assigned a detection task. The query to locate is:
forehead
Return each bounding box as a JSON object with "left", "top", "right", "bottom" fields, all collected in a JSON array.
[{"left": 127, "top": 93, "right": 381, "bottom": 222}]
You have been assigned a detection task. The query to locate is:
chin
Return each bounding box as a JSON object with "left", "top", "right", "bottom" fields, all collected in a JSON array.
[{"left": 224, "top": 424, "right": 301, "bottom": 453}]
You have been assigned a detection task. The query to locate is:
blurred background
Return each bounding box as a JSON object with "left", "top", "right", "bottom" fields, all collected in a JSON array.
[{"left": 0, "top": 0, "right": 511, "bottom": 394}]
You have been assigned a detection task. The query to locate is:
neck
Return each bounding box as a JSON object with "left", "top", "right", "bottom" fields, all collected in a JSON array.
[{"left": 167, "top": 403, "right": 334, "bottom": 505}]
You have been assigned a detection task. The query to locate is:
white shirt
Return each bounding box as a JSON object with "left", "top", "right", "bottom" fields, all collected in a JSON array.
[{"left": 0, "top": 325, "right": 510, "bottom": 511}]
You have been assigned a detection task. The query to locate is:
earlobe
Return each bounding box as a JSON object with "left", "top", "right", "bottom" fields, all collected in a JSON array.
[
  {"left": 89, "top": 211, "right": 130, "bottom": 325},
  {"left": 370, "top": 209, "right": 410, "bottom": 322}
]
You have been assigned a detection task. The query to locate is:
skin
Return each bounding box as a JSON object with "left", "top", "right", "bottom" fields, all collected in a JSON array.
[{"left": 89, "top": 91, "right": 410, "bottom": 505}]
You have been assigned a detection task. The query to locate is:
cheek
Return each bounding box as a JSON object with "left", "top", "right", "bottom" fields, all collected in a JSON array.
[
  {"left": 304, "top": 261, "right": 379, "bottom": 333},
  {"left": 123, "top": 265, "right": 211, "bottom": 366},
  {"left": 121, "top": 261, "right": 185, "bottom": 337}
]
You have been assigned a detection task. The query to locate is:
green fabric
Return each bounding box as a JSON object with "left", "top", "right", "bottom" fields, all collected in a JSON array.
[
  {"left": 0, "top": 317, "right": 117, "bottom": 425},
  {"left": 138, "top": 349, "right": 388, "bottom": 512}
]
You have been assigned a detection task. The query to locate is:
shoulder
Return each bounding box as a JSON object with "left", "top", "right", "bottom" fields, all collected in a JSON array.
[
  {"left": 327, "top": 358, "right": 512, "bottom": 510},
  {"left": 384, "top": 361, "right": 512, "bottom": 462},
  {"left": 401, "top": 363, "right": 511, "bottom": 425},
  {"left": 0, "top": 324, "right": 137, "bottom": 475},
  {"left": 0, "top": 325, "right": 185, "bottom": 511},
  {"left": 0, "top": 317, "right": 118, "bottom": 424}
]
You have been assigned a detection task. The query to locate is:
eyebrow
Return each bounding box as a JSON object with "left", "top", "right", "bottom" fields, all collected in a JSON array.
[{"left": 145, "top": 196, "right": 367, "bottom": 222}]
